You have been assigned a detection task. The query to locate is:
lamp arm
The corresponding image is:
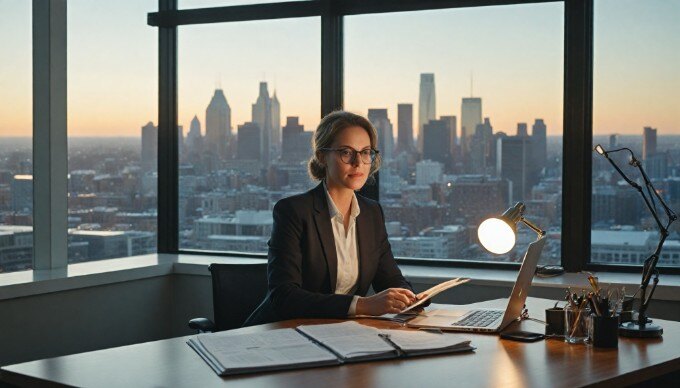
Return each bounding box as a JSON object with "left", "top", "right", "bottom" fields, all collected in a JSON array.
[{"left": 520, "top": 218, "right": 546, "bottom": 237}]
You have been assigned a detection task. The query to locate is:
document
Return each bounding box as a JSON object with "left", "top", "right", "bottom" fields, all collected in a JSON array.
[
  {"left": 188, "top": 328, "right": 339, "bottom": 376},
  {"left": 189, "top": 321, "right": 474, "bottom": 376},
  {"left": 401, "top": 277, "right": 471, "bottom": 313}
]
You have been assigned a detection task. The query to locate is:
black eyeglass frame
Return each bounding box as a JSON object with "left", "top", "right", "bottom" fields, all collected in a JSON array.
[{"left": 319, "top": 147, "right": 380, "bottom": 165}]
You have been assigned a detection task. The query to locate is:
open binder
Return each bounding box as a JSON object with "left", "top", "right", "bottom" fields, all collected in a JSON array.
[{"left": 188, "top": 321, "right": 474, "bottom": 376}]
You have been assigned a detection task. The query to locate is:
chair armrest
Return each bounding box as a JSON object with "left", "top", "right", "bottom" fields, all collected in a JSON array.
[{"left": 188, "top": 317, "right": 216, "bottom": 333}]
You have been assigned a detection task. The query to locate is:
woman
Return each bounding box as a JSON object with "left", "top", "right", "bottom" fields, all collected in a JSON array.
[{"left": 244, "top": 111, "right": 421, "bottom": 326}]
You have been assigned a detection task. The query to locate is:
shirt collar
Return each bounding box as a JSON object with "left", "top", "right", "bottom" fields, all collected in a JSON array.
[{"left": 323, "top": 181, "right": 361, "bottom": 221}]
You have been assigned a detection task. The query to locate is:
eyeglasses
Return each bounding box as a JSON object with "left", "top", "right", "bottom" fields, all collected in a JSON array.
[{"left": 320, "top": 147, "right": 379, "bottom": 165}]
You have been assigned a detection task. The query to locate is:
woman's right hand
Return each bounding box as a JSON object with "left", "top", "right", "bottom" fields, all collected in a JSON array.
[{"left": 356, "top": 288, "right": 417, "bottom": 316}]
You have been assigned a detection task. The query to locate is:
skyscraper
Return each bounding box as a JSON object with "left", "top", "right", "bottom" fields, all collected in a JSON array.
[
  {"left": 461, "top": 97, "right": 482, "bottom": 162},
  {"left": 141, "top": 121, "right": 157, "bottom": 173},
  {"left": 418, "top": 73, "right": 436, "bottom": 152},
  {"left": 281, "top": 117, "right": 312, "bottom": 163},
  {"left": 643, "top": 126, "right": 657, "bottom": 160},
  {"left": 252, "top": 82, "right": 273, "bottom": 167},
  {"left": 499, "top": 135, "right": 533, "bottom": 203},
  {"left": 237, "top": 122, "right": 261, "bottom": 161},
  {"left": 186, "top": 115, "right": 203, "bottom": 151},
  {"left": 517, "top": 123, "right": 528, "bottom": 137},
  {"left": 205, "top": 89, "right": 232, "bottom": 160},
  {"left": 271, "top": 90, "right": 281, "bottom": 155},
  {"left": 440, "top": 115, "right": 457, "bottom": 159},
  {"left": 470, "top": 118, "right": 493, "bottom": 174},
  {"left": 368, "top": 108, "right": 394, "bottom": 160},
  {"left": 532, "top": 119, "right": 547, "bottom": 167},
  {"left": 396, "top": 103, "right": 414, "bottom": 154},
  {"left": 422, "top": 119, "right": 451, "bottom": 167}
]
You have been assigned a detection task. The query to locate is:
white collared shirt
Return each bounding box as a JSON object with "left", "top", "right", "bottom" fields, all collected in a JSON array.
[{"left": 323, "top": 182, "right": 360, "bottom": 315}]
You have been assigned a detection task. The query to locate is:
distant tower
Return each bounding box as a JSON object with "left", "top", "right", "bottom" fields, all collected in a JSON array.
[
  {"left": 186, "top": 115, "right": 203, "bottom": 151},
  {"left": 396, "top": 103, "right": 415, "bottom": 154},
  {"left": 422, "top": 119, "right": 451, "bottom": 167},
  {"left": 252, "top": 82, "right": 272, "bottom": 168},
  {"left": 418, "top": 73, "right": 436, "bottom": 152},
  {"left": 237, "top": 122, "right": 261, "bottom": 161},
  {"left": 141, "top": 121, "right": 158, "bottom": 173},
  {"left": 643, "top": 126, "right": 657, "bottom": 160},
  {"left": 461, "top": 97, "right": 482, "bottom": 162},
  {"left": 517, "top": 123, "right": 528, "bottom": 137},
  {"left": 368, "top": 109, "right": 394, "bottom": 160},
  {"left": 271, "top": 90, "right": 281, "bottom": 156},
  {"left": 532, "top": 119, "right": 547, "bottom": 167},
  {"left": 440, "top": 116, "right": 457, "bottom": 159},
  {"left": 205, "top": 89, "right": 232, "bottom": 160}
]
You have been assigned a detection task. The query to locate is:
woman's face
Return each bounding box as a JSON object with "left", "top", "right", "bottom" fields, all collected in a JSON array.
[{"left": 323, "top": 125, "right": 372, "bottom": 192}]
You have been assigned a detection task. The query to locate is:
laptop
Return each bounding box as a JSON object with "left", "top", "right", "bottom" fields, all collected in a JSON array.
[{"left": 407, "top": 236, "right": 546, "bottom": 333}]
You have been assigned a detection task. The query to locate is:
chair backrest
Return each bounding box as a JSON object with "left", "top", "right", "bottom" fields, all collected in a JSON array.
[{"left": 208, "top": 262, "right": 268, "bottom": 331}]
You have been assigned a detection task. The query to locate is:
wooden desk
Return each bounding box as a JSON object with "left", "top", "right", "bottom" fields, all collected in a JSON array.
[{"left": 2, "top": 297, "right": 679, "bottom": 387}]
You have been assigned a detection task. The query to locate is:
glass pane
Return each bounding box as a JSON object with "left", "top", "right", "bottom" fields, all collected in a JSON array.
[
  {"left": 0, "top": 1, "right": 33, "bottom": 273},
  {"left": 67, "top": 1, "right": 158, "bottom": 264},
  {"left": 346, "top": 3, "right": 564, "bottom": 265},
  {"left": 178, "top": 18, "right": 320, "bottom": 252},
  {"left": 591, "top": 0, "right": 680, "bottom": 267}
]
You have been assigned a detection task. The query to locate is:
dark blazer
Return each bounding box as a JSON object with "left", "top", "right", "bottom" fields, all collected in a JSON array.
[{"left": 244, "top": 182, "right": 412, "bottom": 326}]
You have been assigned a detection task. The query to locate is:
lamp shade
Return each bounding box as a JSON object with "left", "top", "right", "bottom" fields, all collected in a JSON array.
[{"left": 478, "top": 217, "right": 516, "bottom": 254}]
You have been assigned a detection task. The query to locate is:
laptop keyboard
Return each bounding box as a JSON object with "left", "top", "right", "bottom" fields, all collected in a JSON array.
[{"left": 453, "top": 310, "right": 503, "bottom": 327}]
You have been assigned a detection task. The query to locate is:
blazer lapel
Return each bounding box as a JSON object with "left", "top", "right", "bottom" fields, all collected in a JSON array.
[{"left": 312, "top": 183, "right": 338, "bottom": 293}]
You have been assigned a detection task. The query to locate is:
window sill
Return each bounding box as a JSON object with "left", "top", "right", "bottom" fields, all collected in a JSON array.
[{"left": 1, "top": 254, "right": 679, "bottom": 302}]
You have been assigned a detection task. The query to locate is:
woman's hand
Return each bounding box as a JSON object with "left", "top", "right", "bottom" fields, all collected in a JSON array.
[{"left": 356, "top": 288, "right": 417, "bottom": 316}]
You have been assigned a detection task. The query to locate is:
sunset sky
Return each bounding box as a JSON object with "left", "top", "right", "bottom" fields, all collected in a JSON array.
[{"left": 0, "top": 0, "right": 677, "bottom": 138}]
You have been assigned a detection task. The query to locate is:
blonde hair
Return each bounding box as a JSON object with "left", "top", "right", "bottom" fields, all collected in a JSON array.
[{"left": 308, "top": 110, "right": 382, "bottom": 182}]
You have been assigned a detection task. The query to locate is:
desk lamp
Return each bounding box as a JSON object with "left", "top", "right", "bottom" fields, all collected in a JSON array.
[
  {"left": 594, "top": 144, "right": 677, "bottom": 338},
  {"left": 478, "top": 202, "right": 546, "bottom": 255}
]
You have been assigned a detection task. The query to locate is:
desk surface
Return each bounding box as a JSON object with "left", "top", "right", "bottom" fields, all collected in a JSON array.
[{"left": 2, "top": 297, "right": 679, "bottom": 388}]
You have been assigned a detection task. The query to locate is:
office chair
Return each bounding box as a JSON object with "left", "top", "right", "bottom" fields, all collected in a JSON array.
[{"left": 188, "top": 262, "right": 268, "bottom": 333}]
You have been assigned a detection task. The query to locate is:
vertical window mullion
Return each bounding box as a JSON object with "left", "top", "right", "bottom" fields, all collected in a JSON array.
[
  {"left": 562, "top": 0, "right": 593, "bottom": 272},
  {"left": 32, "top": 0, "right": 68, "bottom": 270}
]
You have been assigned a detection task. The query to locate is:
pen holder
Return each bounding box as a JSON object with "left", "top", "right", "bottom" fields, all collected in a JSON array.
[
  {"left": 589, "top": 315, "right": 619, "bottom": 348},
  {"left": 565, "top": 305, "right": 590, "bottom": 344},
  {"left": 545, "top": 307, "right": 565, "bottom": 337}
]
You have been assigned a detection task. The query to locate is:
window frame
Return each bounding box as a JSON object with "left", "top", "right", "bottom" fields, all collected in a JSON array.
[{"left": 146, "top": 0, "right": 680, "bottom": 274}]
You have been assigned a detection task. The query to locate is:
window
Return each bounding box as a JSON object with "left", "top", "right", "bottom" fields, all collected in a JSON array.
[
  {"left": 591, "top": 0, "right": 680, "bottom": 267},
  {"left": 67, "top": 1, "right": 158, "bottom": 264},
  {"left": 0, "top": 1, "right": 33, "bottom": 273},
  {"left": 177, "top": 18, "right": 320, "bottom": 253},
  {"left": 345, "top": 3, "right": 564, "bottom": 265}
]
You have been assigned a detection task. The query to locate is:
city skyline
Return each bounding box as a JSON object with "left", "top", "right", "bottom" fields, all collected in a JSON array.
[{"left": 1, "top": 1, "right": 678, "bottom": 138}]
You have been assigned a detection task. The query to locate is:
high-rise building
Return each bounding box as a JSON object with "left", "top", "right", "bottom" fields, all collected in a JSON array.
[
  {"left": 517, "top": 123, "right": 528, "bottom": 137},
  {"left": 609, "top": 134, "right": 618, "bottom": 149},
  {"left": 252, "top": 82, "right": 273, "bottom": 167},
  {"left": 422, "top": 119, "right": 451, "bottom": 167},
  {"left": 11, "top": 175, "right": 32, "bottom": 213},
  {"left": 418, "top": 73, "right": 436, "bottom": 152},
  {"left": 440, "top": 116, "right": 457, "bottom": 159},
  {"left": 205, "top": 89, "right": 232, "bottom": 160},
  {"left": 141, "top": 121, "right": 157, "bottom": 173},
  {"left": 461, "top": 97, "right": 482, "bottom": 161},
  {"left": 281, "top": 117, "right": 312, "bottom": 163},
  {"left": 470, "top": 118, "right": 493, "bottom": 174},
  {"left": 368, "top": 109, "right": 394, "bottom": 160},
  {"left": 271, "top": 90, "right": 281, "bottom": 155},
  {"left": 396, "top": 104, "right": 414, "bottom": 154},
  {"left": 499, "top": 135, "right": 534, "bottom": 203},
  {"left": 532, "top": 119, "right": 547, "bottom": 168},
  {"left": 237, "top": 122, "right": 261, "bottom": 161},
  {"left": 178, "top": 125, "right": 184, "bottom": 157},
  {"left": 643, "top": 126, "right": 657, "bottom": 160},
  {"left": 186, "top": 115, "right": 203, "bottom": 151},
  {"left": 416, "top": 159, "right": 443, "bottom": 185}
]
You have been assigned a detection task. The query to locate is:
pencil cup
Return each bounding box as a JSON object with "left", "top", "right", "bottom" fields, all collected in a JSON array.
[
  {"left": 545, "top": 307, "right": 565, "bottom": 337},
  {"left": 564, "top": 305, "right": 590, "bottom": 344},
  {"left": 590, "top": 315, "right": 619, "bottom": 348}
]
